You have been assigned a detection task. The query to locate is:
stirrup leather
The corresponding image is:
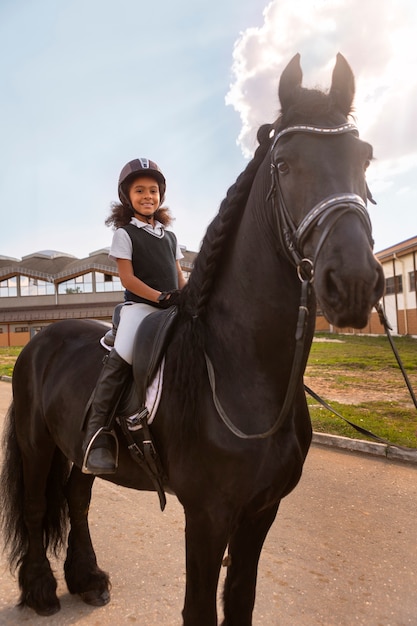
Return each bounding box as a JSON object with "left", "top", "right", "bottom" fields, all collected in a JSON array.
[{"left": 119, "top": 409, "right": 167, "bottom": 511}]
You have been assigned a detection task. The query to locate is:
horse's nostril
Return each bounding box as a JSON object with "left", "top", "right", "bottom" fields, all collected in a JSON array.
[
  {"left": 323, "top": 270, "right": 344, "bottom": 307},
  {"left": 374, "top": 265, "right": 386, "bottom": 301}
]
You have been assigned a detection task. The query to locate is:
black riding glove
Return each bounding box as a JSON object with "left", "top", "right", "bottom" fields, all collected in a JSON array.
[{"left": 157, "top": 289, "right": 182, "bottom": 308}]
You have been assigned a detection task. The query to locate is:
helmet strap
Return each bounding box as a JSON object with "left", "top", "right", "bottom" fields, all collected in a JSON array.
[{"left": 132, "top": 207, "right": 156, "bottom": 224}]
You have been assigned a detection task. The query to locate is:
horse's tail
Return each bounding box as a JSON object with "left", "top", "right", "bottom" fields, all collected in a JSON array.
[{"left": 0, "top": 401, "right": 69, "bottom": 571}]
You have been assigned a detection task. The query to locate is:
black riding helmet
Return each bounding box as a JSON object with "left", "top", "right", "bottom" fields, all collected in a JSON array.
[{"left": 118, "top": 158, "right": 166, "bottom": 207}]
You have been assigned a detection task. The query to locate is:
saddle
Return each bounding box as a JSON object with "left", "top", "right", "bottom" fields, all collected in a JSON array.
[
  {"left": 132, "top": 304, "right": 178, "bottom": 414},
  {"left": 101, "top": 304, "right": 178, "bottom": 415}
]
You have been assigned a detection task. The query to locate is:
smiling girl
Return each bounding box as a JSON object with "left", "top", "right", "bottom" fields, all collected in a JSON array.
[{"left": 82, "top": 158, "right": 186, "bottom": 474}]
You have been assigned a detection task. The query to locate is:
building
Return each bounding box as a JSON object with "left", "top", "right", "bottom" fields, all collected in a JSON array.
[
  {"left": 316, "top": 235, "right": 417, "bottom": 336},
  {"left": 0, "top": 247, "right": 197, "bottom": 347},
  {"left": 373, "top": 236, "right": 417, "bottom": 336}
]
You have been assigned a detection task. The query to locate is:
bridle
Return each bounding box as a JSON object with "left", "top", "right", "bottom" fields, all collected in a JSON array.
[
  {"left": 205, "top": 122, "right": 376, "bottom": 440},
  {"left": 268, "top": 122, "right": 374, "bottom": 281}
]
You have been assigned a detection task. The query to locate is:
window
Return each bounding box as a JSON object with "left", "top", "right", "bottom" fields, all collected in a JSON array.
[
  {"left": 95, "top": 272, "right": 123, "bottom": 293},
  {"left": 15, "top": 326, "right": 29, "bottom": 333},
  {"left": 385, "top": 275, "right": 403, "bottom": 295},
  {"left": 409, "top": 270, "right": 416, "bottom": 292},
  {"left": 0, "top": 277, "right": 17, "bottom": 297},
  {"left": 20, "top": 276, "right": 55, "bottom": 296},
  {"left": 58, "top": 273, "right": 93, "bottom": 294}
]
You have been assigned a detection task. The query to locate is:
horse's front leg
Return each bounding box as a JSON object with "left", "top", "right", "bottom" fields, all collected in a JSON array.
[
  {"left": 221, "top": 502, "right": 280, "bottom": 626},
  {"left": 63, "top": 466, "right": 110, "bottom": 606},
  {"left": 182, "top": 508, "right": 229, "bottom": 626}
]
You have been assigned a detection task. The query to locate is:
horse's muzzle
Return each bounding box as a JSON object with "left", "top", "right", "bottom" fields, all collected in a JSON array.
[{"left": 315, "top": 254, "right": 385, "bottom": 329}]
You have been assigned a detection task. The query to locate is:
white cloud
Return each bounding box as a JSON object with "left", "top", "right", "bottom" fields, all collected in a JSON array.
[
  {"left": 225, "top": 0, "right": 417, "bottom": 250},
  {"left": 226, "top": 0, "right": 417, "bottom": 160}
]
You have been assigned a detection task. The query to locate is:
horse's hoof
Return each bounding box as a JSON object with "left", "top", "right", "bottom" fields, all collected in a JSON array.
[
  {"left": 79, "top": 589, "right": 110, "bottom": 606},
  {"left": 23, "top": 596, "right": 61, "bottom": 617},
  {"left": 35, "top": 604, "right": 61, "bottom": 617},
  {"left": 23, "top": 600, "right": 61, "bottom": 617}
]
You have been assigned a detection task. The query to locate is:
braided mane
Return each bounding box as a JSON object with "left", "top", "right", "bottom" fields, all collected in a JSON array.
[
  {"left": 165, "top": 124, "right": 274, "bottom": 434},
  {"left": 181, "top": 122, "right": 274, "bottom": 319}
]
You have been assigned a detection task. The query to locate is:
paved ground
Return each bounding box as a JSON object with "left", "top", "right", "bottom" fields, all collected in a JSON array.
[{"left": 0, "top": 381, "right": 416, "bottom": 626}]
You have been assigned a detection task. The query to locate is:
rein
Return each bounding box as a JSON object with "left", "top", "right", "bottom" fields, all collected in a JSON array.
[
  {"left": 205, "top": 277, "right": 313, "bottom": 439},
  {"left": 205, "top": 121, "right": 377, "bottom": 441}
]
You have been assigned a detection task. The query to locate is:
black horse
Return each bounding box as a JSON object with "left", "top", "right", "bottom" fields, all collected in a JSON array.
[{"left": 0, "top": 54, "right": 384, "bottom": 625}]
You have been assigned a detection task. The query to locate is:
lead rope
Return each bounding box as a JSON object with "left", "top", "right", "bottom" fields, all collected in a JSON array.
[
  {"left": 304, "top": 384, "right": 408, "bottom": 447},
  {"left": 205, "top": 276, "right": 313, "bottom": 440},
  {"left": 374, "top": 301, "right": 417, "bottom": 410}
]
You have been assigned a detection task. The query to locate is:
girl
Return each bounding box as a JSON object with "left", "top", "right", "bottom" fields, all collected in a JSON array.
[{"left": 82, "top": 158, "right": 186, "bottom": 474}]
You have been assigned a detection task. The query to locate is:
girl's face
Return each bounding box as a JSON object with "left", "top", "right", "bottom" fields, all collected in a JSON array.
[{"left": 128, "top": 175, "right": 160, "bottom": 222}]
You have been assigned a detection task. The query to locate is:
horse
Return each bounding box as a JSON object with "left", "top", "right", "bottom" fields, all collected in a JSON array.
[{"left": 0, "top": 53, "right": 385, "bottom": 625}]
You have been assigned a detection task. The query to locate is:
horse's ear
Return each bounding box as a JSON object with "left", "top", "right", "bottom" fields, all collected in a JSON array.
[
  {"left": 278, "top": 53, "right": 302, "bottom": 110},
  {"left": 329, "top": 52, "right": 355, "bottom": 116}
]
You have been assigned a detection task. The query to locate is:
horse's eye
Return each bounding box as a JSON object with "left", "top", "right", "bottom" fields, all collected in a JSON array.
[{"left": 277, "top": 161, "right": 289, "bottom": 175}]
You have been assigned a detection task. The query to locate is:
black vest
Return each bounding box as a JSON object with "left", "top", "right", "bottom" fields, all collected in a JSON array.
[{"left": 122, "top": 225, "right": 178, "bottom": 304}]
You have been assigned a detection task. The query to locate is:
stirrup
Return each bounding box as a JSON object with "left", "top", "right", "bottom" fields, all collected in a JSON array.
[{"left": 81, "top": 427, "right": 119, "bottom": 474}]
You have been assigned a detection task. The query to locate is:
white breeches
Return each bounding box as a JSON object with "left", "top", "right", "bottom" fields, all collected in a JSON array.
[{"left": 114, "top": 302, "right": 156, "bottom": 365}]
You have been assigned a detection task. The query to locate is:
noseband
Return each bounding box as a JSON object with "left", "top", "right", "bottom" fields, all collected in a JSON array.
[{"left": 269, "top": 122, "right": 374, "bottom": 281}]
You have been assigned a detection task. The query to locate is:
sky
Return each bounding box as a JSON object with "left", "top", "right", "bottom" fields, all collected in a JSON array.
[{"left": 1, "top": 0, "right": 416, "bottom": 261}]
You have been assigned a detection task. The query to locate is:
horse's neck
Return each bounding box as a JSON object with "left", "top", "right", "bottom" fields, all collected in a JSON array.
[
  {"left": 201, "top": 167, "right": 315, "bottom": 423},
  {"left": 207, "top": 176, "right": 303, "bottom": 367},
  {"left": 204, "top": 223, "right": 306, "bottom": 422}
]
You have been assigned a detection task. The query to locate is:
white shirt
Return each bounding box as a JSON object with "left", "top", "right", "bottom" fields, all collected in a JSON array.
[{"left": 109, "top": 217, "right": 183, "bottom": 262}]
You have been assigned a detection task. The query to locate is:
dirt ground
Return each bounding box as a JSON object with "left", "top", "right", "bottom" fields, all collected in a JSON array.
[
  {"left": 304, "top": 337, "right": 417, "bottom": 407},
  {"left": 304, "top": 367, "right": 417, "bottom": 406}
]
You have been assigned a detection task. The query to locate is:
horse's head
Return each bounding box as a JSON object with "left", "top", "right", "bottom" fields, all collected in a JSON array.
[{"left": 270, "top": 53, "right": 385, "bottom": 328}]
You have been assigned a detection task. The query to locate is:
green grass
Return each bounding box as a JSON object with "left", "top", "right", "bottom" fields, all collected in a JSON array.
[
  {"left": 0, "top": 347, "right": 23, "bottom": 377},
  {"left": 308, "top": 399, "right": 417, "bottom": 448},
  {"left": 306, "top": 333, "right": 417, "bottom": 448},
  {"left": 308, "top": 332, "right": 417, "bottom": 370}
]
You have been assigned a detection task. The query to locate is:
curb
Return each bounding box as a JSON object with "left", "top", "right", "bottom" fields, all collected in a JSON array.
[
  {"left": 1, "top": 376, "right": 416, "bottom": 464},
  {"left": 312, "top": 432, "right": 417, "bottom": 464}
]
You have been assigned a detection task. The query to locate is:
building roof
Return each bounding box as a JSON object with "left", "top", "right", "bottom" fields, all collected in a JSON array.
[
  {"left": 0, "top": 249, "right": 117, "bottom": 283},
  {"left": 0, "top": 246, "right": 198, "bottom": 284},
  {"left": 376, "top": 235, "right": 417, "bottom": 262},
  {"left": 181, "top": 247, "right": 198, "bottom": 270}
]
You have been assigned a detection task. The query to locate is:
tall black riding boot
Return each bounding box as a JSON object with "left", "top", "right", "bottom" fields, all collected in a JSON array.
[{"left": 82, "top": 349, "right": 132, "bottom": 475}]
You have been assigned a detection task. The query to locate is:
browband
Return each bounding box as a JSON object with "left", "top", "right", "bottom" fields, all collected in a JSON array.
[{"left": 271, "top": 123, "right": 359, "bottom": 151}]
